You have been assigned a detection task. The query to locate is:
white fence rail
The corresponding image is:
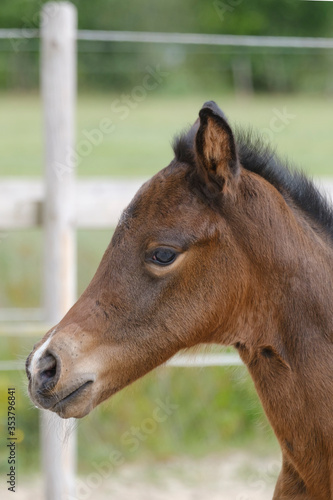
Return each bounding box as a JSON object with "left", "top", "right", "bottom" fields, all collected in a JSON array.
[
  {"left": 2, "top": 178, "right": 333, "bottom": 232},
  {"left": 0, "top": 178, "right": 144, "bottom": 229}
]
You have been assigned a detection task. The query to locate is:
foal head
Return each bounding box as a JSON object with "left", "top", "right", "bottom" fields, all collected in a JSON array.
[{"left": 26, "top": 101, "right": 294, "bottom": 418}]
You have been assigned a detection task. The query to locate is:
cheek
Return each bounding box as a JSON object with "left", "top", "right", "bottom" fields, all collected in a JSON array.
[
  {"left": 151, "top": 263, "right": 219, "bottom": 335},
  {"left": 107, "top": 248, "right": 238, "bottom": 339},
  {"left": 171, "top": 253, "right": 239, "bottom": 323}
]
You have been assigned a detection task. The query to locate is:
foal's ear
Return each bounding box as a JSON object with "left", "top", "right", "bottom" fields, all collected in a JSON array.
[{"left": 195, "top": 101, "right": 239, "bottom": 195}]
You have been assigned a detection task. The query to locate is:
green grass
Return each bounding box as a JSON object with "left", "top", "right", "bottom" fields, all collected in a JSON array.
[
  {"left": 1, "top": 91, "right": 333, "bottom": 177},
  {"left": 0, "top": 91, "right": 331, "bottom": 474}
]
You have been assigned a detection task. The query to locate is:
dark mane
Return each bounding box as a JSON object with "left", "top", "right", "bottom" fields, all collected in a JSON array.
[
  {"left": 172, "top": 125, "right": 197, "bottom": 167},
  {"left": 173, "top": 127, "right": 333, "bottom": 241}
]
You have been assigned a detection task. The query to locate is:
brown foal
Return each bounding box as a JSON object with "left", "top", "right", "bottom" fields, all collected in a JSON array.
[{"left": 26, "top": 101, "right": 333, "bottom": 499}]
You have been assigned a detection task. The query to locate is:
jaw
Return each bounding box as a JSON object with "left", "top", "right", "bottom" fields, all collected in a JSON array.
[
  {"left": 26, "top": 319, "right": 186, "bottom": 419},
  {"left": 27, "top": 348, "right": 157, "bottom": 419},
  {"left": 30, "top": 371, "right": 143, "bottom": 419},
  {"left": 32, "top": 351, "right": 181, "bottom": 418}
]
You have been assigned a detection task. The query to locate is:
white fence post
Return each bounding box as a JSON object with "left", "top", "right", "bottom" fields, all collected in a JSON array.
[{"left": 40, "top": 3, "right": 77, "bottom": 500}]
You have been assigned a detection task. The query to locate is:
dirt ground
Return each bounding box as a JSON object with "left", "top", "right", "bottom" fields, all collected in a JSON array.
[{"left": 6, "top": 451, "right": 280, "bottom": 500}]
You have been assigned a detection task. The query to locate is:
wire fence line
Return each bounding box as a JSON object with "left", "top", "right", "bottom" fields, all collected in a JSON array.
[{"left": 0, "top": 28, "right": 333, "bottom": 49}]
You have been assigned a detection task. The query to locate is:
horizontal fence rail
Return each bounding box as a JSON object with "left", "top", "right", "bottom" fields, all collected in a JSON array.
[
  {"left": 0, "top": 308, "right": 44, "bottom": 322},
  {"left": 1, "top": 29, "right": 333, "bottom": 49},
  {"left": 0, "top": 178, "right": 144, "bottom": 229},
  {"left": 0, "top": 322, "right": 51, "bottom": 336},
  {"left": 1, "top": 177, "right": 333, "bottom": 230},
  {"left": 0, "top": 353, "right": 244, "bottom": 372}
]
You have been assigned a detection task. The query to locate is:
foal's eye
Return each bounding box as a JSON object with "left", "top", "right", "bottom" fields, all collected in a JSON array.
[{"left": 148, "top": 248, "right": 178, "bottom": 266}]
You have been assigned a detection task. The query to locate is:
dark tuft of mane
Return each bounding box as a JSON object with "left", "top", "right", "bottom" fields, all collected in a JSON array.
[
  {"left": 173, "top": 126, "right": 333, "bottom": 241},
  {"left": 172, "top": 125, "right": 197, "bottom": 167}
]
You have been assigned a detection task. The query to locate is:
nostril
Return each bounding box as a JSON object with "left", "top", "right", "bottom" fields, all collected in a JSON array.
[
  {"left": 41, "top": 366, "right": 56, "bottom": 383},
  {"left": 38, "top": 353, "right": 58, "bottom": 386}
]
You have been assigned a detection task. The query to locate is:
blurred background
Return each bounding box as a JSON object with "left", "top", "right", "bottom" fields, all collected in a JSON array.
[{"left": 1, "top": 0, "right": 333, "bottom": 498}]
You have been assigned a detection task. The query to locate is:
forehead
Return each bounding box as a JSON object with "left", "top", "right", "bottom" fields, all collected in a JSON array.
[
  {"left": 122, "top": 162, "right": 192, "bottom": 224},
  {"left": 113, "top": 161, "right": 205, "bottom": 245}
]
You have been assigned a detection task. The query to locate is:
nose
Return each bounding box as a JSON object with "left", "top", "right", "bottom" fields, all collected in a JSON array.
[{"left": 27, "top": 350, "right": 61, "bottom": 392}]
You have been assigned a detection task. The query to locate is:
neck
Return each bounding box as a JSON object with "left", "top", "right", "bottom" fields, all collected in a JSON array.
[{"left": 229, "top": 173, "right": 333, "bottom": 498}]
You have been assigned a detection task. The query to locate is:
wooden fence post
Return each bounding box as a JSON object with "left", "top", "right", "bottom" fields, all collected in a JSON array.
[{"left": 40, "top": 3, "right": 77, "bottom": 499}]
